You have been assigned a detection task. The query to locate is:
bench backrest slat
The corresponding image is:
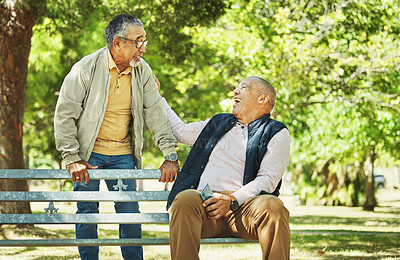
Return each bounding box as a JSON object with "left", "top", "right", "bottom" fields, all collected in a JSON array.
[
  {"left": 0, "top": 191, "right": 170, "bottom": 202},
  {"left": 0, "top": 213, "right": 169, "bottom": 224},
  {"left": 0, "top": 169, "right": 161, "bottom": 180}
]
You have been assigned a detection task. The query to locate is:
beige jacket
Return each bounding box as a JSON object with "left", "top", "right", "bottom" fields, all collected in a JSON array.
[{"left": 54, "top": 47, "right": 177, "bottom": 168}]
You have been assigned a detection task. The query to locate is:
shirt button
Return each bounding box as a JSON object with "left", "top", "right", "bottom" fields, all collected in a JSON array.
[{"left": 200, "top": 165, "right": 204, "bottom": 168}]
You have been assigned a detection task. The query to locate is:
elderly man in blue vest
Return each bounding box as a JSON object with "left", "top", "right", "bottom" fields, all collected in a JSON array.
[{"left": 156, "top": 76, "right": 291, "bottom": 259}]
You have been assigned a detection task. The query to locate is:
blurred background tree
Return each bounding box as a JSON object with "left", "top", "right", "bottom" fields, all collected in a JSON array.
[{"left": 1, "top": 0, "right": 398, "bottom": 214}]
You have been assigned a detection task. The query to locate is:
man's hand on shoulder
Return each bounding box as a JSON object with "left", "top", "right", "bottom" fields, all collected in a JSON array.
[
  {"left": 159, "top": 160, "right": 179, "bottom": 183},
  {"left": 67, "top": 161, "right": 98, "bottom": 184},
  {"left": 203, "top": 193, "right": 233, "bottom": 220}
]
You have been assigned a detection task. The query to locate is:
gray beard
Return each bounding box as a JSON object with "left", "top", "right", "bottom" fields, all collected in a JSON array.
[{"left": 130, "top": 58, "right": 140, "bottom": 67}]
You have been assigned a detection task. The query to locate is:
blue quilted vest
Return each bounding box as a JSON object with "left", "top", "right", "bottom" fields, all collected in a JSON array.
[{"left": 166, "top": 113, "right": 287, "bottom": 210}]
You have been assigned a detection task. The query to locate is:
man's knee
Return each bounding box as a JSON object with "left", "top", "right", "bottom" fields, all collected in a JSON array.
[
  {"left": 170, "top": 189, "right": 202, "bottom": 214},
  {"left": 253, "top": 195, "right": 289, "bottom": 220}
]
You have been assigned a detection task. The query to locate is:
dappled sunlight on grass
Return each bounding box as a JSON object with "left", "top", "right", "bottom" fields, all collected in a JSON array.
[{"left": 290, "top": 233, "right": 400, "bottom": 259}]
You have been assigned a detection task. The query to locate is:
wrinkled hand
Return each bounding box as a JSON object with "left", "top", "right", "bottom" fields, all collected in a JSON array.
[
  {"left": 153, "top": 74, "right": 161, "bottom": 96},
  {"left": 159, "top": 160, "right": 179, "bottom": 182},
  {"left": 203, "top": 193, "right": 233, "bottom": 220},
  {"left": 66, "top": 161, "right": 98, "bottom": 184}
]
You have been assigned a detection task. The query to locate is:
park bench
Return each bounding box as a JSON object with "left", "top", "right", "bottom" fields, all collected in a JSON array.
[{"left": 0, "top": 169, "right": 257, "bottom": 247}]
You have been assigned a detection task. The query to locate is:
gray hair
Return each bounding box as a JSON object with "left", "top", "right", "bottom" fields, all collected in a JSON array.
[
  {"left": 104, "top": 14, "right": 143, "bottom": 49},
  {"left": 249, "top": 76, "right": 276, "bottom": 110}
]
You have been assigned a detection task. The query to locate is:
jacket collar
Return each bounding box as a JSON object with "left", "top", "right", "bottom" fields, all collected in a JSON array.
[
  {"left": 248, "top": 113, "right": 271, "bottom": 127},
  {"left": 247, "top": 113, "right": 271, "bottom": 137}
]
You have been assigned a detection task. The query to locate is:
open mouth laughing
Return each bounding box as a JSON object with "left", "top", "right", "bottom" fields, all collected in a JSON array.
[{"left": 233, "top": 97, "right": 241, "bottom": 108}]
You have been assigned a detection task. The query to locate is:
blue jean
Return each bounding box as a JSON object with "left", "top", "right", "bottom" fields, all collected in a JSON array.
[{"left": 74, "top": 153, "right": 143, "bottom": 260}]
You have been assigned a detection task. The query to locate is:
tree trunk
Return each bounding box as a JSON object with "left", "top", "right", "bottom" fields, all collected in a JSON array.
[
  {"left": 363, "top": 148, "right": 377, "bottom": 211},
  {"left": 352, "top": 169, "right": 361, "bottom": 207},
  {"left": 0, "top": 1, "right": 37, "bottom": 215}
]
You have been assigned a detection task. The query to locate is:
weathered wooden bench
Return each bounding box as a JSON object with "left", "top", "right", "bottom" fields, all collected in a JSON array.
[{"left": 0, "top": 169, "right": 257, "bottom": 247}]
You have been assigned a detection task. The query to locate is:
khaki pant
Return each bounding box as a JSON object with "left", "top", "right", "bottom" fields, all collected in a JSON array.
[{"left": 169, "top": 189, "right": 290, "bottom": 260}]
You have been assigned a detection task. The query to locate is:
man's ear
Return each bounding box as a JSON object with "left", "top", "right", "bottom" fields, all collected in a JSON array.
[
  {"left": 258, "top": 94, "right": 269, "bottom": 104},
  {"left": 113, "top": 37, "right": 121, "bottom": 50}
]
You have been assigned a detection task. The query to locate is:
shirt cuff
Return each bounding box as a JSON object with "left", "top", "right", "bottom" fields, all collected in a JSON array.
[
  {"left": 64, "top": 153, "right": 82, "bottom": 166},
  {"left": 231, "top": 189, "right": 257, "bottom": 206}
]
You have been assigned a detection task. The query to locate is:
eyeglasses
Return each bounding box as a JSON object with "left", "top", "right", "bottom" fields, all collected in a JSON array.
[{"left": 119, "top": 36, "right": 148, "bottom": 49}]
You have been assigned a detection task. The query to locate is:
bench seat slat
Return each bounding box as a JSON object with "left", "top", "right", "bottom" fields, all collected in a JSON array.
[
  {"left": 0, "top": 238, "right": 258, "bottom": 247},
  {"left": 0, "top": 169, "right": 161, "bottom": 180},
  {"left": 0, "top": 213, "right": 169, "bottom": 224},
  {"left": 0, "top": 191, "right": 169, "bottom": 202}
]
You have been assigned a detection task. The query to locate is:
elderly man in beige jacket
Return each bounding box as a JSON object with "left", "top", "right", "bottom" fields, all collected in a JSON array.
[{"left": 54, "top": 14, "right": 179, "bottom": 260}]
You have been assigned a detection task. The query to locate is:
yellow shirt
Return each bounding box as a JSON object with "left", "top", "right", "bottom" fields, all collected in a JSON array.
[{"left": 92, "top": 49, "right": 132, "bottom": 155}]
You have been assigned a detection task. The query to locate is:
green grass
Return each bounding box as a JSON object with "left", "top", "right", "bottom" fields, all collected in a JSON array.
[{"left": 1, "top": 189, "right": 399, "bottom": 259}]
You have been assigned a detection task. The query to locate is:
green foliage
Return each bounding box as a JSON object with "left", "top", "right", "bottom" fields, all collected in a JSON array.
[{"left": 24, "top": 0, "right": 400, "bottom": 207}]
